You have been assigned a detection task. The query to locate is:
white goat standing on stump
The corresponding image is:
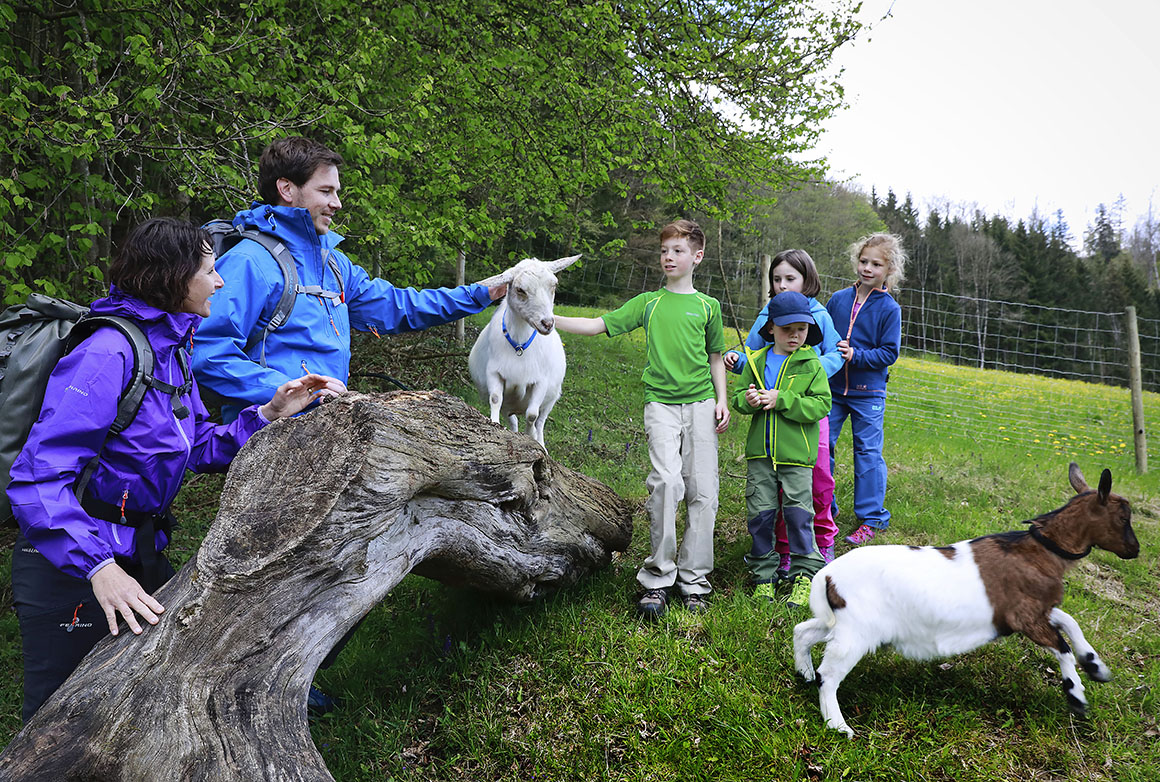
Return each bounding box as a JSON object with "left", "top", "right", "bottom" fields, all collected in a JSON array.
[
  {"left": 469, "top": 255, "right": 581, "bottom": 449},
  {"left": 793, "top": 462, "right": 1139, "bottom": 739}
]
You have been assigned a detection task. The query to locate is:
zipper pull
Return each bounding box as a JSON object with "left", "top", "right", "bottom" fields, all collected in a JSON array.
[
  {"left": 66, "top": 602, "right": 83, "bottom": 633},
  {"left": 119, "top": 489, "right": 129, "bottom": 521}
]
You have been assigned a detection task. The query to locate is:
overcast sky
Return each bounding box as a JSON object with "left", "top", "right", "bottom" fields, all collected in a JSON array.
[{"left": 816, "top": 0, "right": 1160, "bottom": 246}]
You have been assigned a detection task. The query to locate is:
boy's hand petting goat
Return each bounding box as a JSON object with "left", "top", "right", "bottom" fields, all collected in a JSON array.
[
  {"left": 793, "top": 462, "right": 1139, "bottom": 739},
  {"left": 469, "top": 255, "right": 581, "bottom": 450}
]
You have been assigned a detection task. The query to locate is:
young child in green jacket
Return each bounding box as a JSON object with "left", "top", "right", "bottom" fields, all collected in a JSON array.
[{"left": 731, "top": 291, "right": 832, "bottom": 607}]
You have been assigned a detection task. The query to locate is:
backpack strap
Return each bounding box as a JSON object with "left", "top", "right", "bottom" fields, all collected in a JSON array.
[
  {"left": 244, "top": 236, "right": 346, "bottom": 367},
  {"left": 80, "top": 494, "right": 175, "bottom": 591},
  {"left": 140, "top": 348, "right": 193, "bottom": 421},
  {"left": 67, "top": 316, "right": 159, "bottom": 433},
  {"left": 225, "top": 229, "right": 299, "bottom": 368},
  {"left": 211, "top": 223, "right": 346, "bottom": 368},
  {"left": 64, "top": 316, "right": 162, "bottom": 499}
]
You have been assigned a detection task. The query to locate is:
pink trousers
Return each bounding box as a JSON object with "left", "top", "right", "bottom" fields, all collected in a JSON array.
[{"left": 775, "top": 415, "right": 836, "bottom": 555}]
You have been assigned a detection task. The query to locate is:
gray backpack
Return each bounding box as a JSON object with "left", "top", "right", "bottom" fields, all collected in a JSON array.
[
  {"left": 203, "top": 220, "right": 345, "bottom": 367},
  {"left": 0, "top": 294, "right": 165, "bottom": 525}
]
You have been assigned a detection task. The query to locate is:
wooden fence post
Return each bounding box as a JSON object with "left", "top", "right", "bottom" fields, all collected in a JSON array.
[
  {"left": 455, "top": 247, "right": 466, "bottom": 347},
  {"left": 758, "top": 254, "right": 771, "bottom": 309},
  {"left": 1125, "top": 306, "right": 1147, "bottom": 474}
]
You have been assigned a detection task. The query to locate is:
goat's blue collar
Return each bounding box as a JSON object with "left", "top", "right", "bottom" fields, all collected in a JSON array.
[{"left": 502, "top": 311, "right": 536, "bottom": 355}]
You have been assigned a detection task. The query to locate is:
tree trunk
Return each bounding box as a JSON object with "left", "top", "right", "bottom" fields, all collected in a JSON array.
[{"left": 0, "top": 391, "right": 633, "bottom": 781}]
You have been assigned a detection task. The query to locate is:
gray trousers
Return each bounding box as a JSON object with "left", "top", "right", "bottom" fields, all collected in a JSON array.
[{"left": 637, "top": 399, "right": 719, "bottom": 596}]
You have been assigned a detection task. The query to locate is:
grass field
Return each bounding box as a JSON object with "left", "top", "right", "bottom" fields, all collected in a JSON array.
[{"left": 1, "top": 305, "right": 1156, "bottom": 780}]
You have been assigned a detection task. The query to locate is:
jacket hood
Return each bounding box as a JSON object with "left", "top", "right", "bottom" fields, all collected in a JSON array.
[
  {"left": 234, "top": 203, "right": 345, "bottom": 254},
  {"left": 89, "top": 286, "right": 199, "bottom": 348}
]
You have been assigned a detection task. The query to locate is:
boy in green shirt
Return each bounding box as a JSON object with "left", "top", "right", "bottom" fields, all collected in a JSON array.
[
  {"left": 731, "top": 291, "right": 832, "bottom": 608},
  {"left": 555, "top": 220, "right": 730, "bottom": 618}
]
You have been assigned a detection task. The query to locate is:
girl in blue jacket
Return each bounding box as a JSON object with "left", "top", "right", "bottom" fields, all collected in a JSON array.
[
  {"left": 6, "top": 218, "right": 343, "bottom": 723},
  {"left": 825, "top": 233, "right": 906, "bottom": 545}
]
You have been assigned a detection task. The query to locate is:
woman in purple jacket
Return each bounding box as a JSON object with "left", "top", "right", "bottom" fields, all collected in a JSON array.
[{"left": 6, "top": 218, "right": 344, "bottom": 723}]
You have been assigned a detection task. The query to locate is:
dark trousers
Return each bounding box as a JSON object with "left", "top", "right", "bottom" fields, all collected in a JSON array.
[{"left": 10, "top": 534, "right": 174, "bottom": 723}]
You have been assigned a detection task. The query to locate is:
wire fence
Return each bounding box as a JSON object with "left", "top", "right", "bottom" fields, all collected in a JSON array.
[
  {"left": 552, "top": 247, "right": 1159, "bottom": 389},
  {"left": 537, "top": 247, "right": 1160, "bottom": 469}
]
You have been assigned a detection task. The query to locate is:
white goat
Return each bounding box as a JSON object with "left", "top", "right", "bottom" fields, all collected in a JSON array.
[
  {"left": 793, "top": 463, "right": 1139, "bottom": 739},
  {"left": 468, "top": 255, "right": 581, "bottom": 448}
]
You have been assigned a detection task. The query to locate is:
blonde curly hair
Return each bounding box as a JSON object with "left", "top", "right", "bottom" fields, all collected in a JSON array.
[{"left": 848, "top": 233, "right": 907, "bottom": 291}]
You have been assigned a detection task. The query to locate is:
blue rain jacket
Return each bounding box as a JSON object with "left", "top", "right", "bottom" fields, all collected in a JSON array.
[
  {"left": 6, "top": 289, "right": 266, "bottom": 580},
  {"left": 825, "top": 285, "right": 901, "bottom": 397},
  {"left": 730, "top": 296, "right": 843, "bottom": 378},
  {"left": 191, "top": 203, "right": 493, "bottom": 419}
]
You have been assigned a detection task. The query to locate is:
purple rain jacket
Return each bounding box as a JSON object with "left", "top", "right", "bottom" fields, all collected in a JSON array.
[{"left": 5, "top": 288, "right": 267, "bottom": 581}]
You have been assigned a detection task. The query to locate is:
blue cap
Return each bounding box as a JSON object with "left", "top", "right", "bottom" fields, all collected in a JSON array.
[{"left": 757, "top": 291, "right": 822, "bottom": 346}]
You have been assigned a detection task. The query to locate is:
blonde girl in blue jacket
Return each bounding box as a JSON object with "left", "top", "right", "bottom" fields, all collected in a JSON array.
[{"left": 825, "top": 233, "right": 906, "bottom": 545}]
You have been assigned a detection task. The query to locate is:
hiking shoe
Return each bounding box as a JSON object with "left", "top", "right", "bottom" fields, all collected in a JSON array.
[
  {"left": 753, "top": 581, "right": 776, "bottom": 603},
  {"left": 775, "top": 567, "right": 790, "bottom": 583},
  {"left": 637, "top": 588, "right": 669, "bottom": 619},
  {"left": 307, "top": 685, "right": 337, "bottom": 718},
  {"left": 819, "top": 545, "right": 835, "bottom": 564},
  {"left": 786, "top": 575, "right": 812, "bottom": 609},
  {"left": 683, "top": 592, "right": 710, "bottom": 614},
  {"left": 844, "top": 525, "right": 878, "bottom": 545}
]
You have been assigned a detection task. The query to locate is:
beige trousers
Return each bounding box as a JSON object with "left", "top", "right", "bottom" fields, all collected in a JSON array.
[{"left": 638, "top": 399, "right": 719, "bottom": 596}]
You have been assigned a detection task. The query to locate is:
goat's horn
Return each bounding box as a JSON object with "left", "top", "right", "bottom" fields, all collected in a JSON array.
[{"left": 547, "top": 254, "right": 582, "bottom": 273}]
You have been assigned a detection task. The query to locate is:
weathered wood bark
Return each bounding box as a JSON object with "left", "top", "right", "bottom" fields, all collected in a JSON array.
[{"left": 0, "top": 391, "right": 632, "bottom": 781}]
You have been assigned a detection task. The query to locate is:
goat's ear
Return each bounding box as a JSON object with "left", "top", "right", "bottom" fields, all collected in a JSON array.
[
  {"left": 547, "top": 254, "right": 582, "bottom": 274},
  {"left": 475, "top": 269, "right": 514, "bottom": 287},
  {"left": 1068, "top": 462, "right": 1089, "bottom": 494},
  {"left": 1097, "top": 469, "right": 1112, "bottom": 504}
]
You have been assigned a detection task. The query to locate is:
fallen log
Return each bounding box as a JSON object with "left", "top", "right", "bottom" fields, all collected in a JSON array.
[{"left": 0, "top": 391, "right": 633, "bottom": 781}]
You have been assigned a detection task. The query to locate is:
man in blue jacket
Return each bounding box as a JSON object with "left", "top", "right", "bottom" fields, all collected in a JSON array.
[
  {"left": 192, "top": 136, "right": 506, "bottom": 421},
  {"left": 191, "top": 137, "right": 505, "bottom": 713}
]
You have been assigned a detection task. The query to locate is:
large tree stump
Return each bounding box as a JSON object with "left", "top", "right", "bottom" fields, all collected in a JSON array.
[{"left": 0, "top": 391, "right": 632, "bottom": 780}]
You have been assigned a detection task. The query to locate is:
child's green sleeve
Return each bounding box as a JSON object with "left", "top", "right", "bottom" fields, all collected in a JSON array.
[
  {"left": 601, "top": 292, "right": 648, "bottom": 337},
  {"left": 731, "top": 360, "right": 761, "bottom": 416}
]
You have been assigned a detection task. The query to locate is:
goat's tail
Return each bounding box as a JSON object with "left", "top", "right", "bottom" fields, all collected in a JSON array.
[{"left": 809, "top": 570, "right": 840, "bottom": 630}]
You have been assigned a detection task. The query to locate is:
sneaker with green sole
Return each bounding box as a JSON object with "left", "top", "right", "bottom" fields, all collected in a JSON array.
[
  {"left": 752, "top": 581, "right": 776, "bottom": 603},
  {"left": 785, "top": 575, "right": 812, "bottom": 609}
]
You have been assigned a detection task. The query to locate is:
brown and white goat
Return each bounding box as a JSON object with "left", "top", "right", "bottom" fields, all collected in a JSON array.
[
  {"left": 793, "top": 462, "right": 1139, "bottom": 738},
  {"left": 468, "top": 255, "right": 580, "bottom": 449}
]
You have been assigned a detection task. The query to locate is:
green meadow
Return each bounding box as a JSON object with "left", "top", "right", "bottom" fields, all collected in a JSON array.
[{"left": 1, "top": 305, "right": 1156, "bottom": 780}]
